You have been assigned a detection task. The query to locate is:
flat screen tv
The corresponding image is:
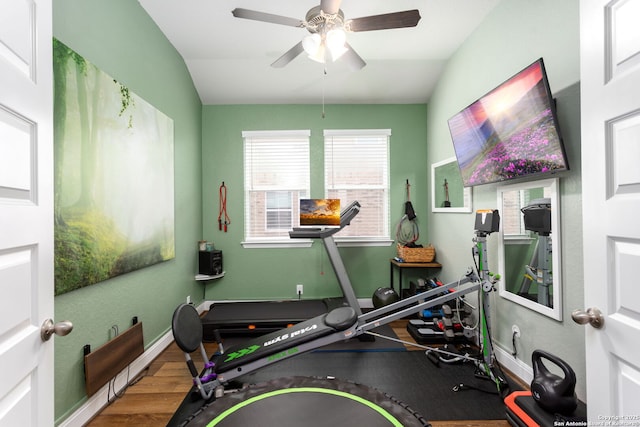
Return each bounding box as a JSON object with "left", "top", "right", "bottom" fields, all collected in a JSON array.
[
  {"left": 299, "top": 199, "right": 341, "bottom": 228},
  {"left": 447, "top": 58, "right": 569, "bottom": 187}
]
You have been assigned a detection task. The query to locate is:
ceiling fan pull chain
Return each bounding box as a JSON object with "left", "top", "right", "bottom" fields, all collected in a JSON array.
[{"left": 322, "top": 67, "right": 327, "bottom": 118}]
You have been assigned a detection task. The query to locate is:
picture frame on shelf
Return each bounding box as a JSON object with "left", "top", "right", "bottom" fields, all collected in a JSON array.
[{"left": 431, "top": 157, "right": 472, "bottom": 213}]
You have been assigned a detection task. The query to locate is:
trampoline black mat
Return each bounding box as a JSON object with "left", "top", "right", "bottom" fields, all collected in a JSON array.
[
  {"left": 169, "top": 351, "right": 519, "bottom": 426},
  {"left": 237, "top": 351, "right": 515, "bottom": 420},
  {"left": 180, "top": 376, "right": 429, "bottom": 427}
]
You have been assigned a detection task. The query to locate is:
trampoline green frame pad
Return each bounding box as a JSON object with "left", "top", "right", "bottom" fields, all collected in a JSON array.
[
  {"left": 209, "top": 388, "right": 401, "bottom": 426},
  {"left": 185, "top": 376, "right": 429, "bottom": 427}
]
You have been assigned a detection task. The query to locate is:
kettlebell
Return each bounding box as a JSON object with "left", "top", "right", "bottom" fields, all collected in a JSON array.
[{"left": 530, "top": 350, "right": 578, "bottom": 415}]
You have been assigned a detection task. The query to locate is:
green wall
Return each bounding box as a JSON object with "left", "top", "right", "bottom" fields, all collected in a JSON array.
[
  {"left": 53, "top": 0, "right": 203, "bottom": 422},
  {"left": 201, "top": 104, "right": 429, "bottom": 301},
  {"left": 425, "top": 0, "right": 585, "bottom": 399}
]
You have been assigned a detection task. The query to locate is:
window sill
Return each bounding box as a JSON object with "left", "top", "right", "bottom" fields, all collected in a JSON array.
[
  {"left": 241, "top": 239, "right": 313, "bottom": 249},
  {"left": 241, "top": 238, "right": 393, "bottom": 248},
  {"left": 335, "top": 238, "right": 394, "bottom": 247}
]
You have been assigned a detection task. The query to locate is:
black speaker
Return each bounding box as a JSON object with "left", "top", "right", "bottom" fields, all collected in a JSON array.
[{"left": 198, "top": 250, "right": 223, "bottom": 275}]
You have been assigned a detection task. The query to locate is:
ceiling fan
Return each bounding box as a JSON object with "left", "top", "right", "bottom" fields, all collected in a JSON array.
[{"left": 232, "top": 0, "right": 421, "bottom": 70}]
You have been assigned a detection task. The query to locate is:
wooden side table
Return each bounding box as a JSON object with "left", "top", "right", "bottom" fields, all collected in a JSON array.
[{"left": 389, "top": 258, "right": 442, "bottom": 297}]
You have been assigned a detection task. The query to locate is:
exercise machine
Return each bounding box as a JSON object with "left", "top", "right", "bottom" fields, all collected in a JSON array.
[
  {"left": 200, "top": 202, "right": 363, "bottom": 337},
  {"left": 517, "top": 198, "right": 553, "bottom": 307},
  {"left": 173, "top": 202, "right": 507, "bottom": 401}
]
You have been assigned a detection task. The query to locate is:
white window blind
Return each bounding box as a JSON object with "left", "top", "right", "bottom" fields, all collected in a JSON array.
[
  {"left": 502, "top": 189, "right": 530, "bottom": 237},
  {"left": 265, "top": 191, "right": 293, "bottom": 231},
  {"left": 324, "top": 129, "right": 391, "bottom": 241},
  {"left": 243, "top": 130, "right": 310, "bottom": 243},
  {"left": 502, "top": 186, "right": 551, "bottom": 237}
]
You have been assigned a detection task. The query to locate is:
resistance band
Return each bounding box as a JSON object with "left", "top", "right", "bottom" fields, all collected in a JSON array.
[{"left": 218, "top": 182, "right": 230, "bottom": 232}]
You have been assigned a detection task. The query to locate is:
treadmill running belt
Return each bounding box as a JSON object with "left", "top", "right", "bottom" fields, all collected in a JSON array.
[{"left": 202, "top": 299, "right": 337, "bottom": 338}]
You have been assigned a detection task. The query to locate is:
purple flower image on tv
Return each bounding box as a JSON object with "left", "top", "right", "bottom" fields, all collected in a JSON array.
[{"left": 448, "top": 59, "right": 568, "bottom": 187}]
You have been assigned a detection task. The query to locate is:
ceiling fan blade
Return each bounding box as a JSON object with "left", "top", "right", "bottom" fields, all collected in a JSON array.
[
  {"left": 347, "top": 9, "right": 421, "bottom": 32},
  {"left": 271, "top": 41, "right": 305, "bottom": 68},
  {"left": 232, "top": 8, "right": 304, "bottom": 28},
  {"left": 320, "top": 0, "right": 342, "bottom": 15},
  {"left": 342, "top": 43, "right": 366, "bottom": 71}
]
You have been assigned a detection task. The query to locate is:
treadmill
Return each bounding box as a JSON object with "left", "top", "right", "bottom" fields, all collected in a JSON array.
[{"left": 201, "top": 201, "right": 362, "bottom": 340}]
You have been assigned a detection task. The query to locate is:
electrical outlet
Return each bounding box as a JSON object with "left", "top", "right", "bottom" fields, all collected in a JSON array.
[
  {"left": 296, "top": 284, "right": 303, "bottom": 295},
  {"left": 512, "top": 324, "right": 521, "bottom": 338},
  {"left": 186, "top": 295, "right": 191, "bottom": 304}
]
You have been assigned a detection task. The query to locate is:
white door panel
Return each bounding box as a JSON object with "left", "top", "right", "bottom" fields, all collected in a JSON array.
[
  {"left": 580, "top": 0, "right": 640, "bottom": 420},
  {"left": 0, "top": 0, "right": 34, "bottom": 79},
  {"left": 0, "top": 107, "right": 34, "bottom": 198},
  {"left": 0, "top": 0, "right": 55, "bottom": 426},
  {"left": 606, "top": 0, "right": 640, "bottom": 81}
]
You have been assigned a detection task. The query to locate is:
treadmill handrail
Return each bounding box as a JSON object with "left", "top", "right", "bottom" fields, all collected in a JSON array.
[{"left": 289, "top": 201, "right": 360, "bottom": 239}]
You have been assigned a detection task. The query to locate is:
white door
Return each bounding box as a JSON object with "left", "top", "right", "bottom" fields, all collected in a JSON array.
[
  {"left": 579, "top": 0, "right": 640, "bottom": 420},
  {"left": 0, "top": 0, "right": 59, "bottom": 425}
]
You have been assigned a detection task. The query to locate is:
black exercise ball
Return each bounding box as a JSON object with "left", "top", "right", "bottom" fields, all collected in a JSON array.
[{"left": 372, "top": 287, "right": 400, "bottom": 308}]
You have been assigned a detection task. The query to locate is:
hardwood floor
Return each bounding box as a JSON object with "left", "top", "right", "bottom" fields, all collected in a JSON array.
[{"left": 86, "top": 320, "right": 510, "bottom": 427}]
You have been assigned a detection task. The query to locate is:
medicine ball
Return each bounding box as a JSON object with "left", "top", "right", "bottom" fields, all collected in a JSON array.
[
  {"left": 372, "top": 287, "right": 400, "bottom": 308},
  {"left": 530, "top": 349, "right": 578, "bottom": 415}
]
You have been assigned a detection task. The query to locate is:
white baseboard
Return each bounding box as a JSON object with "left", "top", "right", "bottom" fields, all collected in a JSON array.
[
  {"left": 494, "top": 344, "right": 533, "bottom": 386},
  {"left": 358, "top": 298, "right": 373, "bottom": 309}
]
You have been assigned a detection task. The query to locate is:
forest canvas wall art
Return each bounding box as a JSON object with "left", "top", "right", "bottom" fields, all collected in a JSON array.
[{"left": 53, "top": 39, "right": 175, "bottom": 295}]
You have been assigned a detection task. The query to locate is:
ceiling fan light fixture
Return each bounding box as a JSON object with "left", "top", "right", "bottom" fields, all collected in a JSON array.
[
  {"left": 326, "top": 28, "right": 346, "bottom": 49},
  {"left": 303, "top": 33, "right": 328, "bottom": 63},
  {"left": 326, "top": 28, "right": 347, "bottom": 61},
  {"left": 302, "top": 33, "right": 322, "bottom": 56},
  {"left": 308, "top": 43, "right": 326, "bottom": 63},
  {"left": 302, "top": 28, "right": 347, "bottom": 64}
]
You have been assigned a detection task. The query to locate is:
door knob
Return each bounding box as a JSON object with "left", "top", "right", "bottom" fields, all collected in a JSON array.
[
  {"left": 41, "top": 319, "right": 74, "bottom": 341},
  {"left": 571, "top": 307, "right": 604, "bottom": 329}
]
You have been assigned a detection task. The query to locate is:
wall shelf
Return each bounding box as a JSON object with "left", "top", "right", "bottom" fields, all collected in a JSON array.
[{"left": 195, "top": 272, "right": 225, "bottom": 281}]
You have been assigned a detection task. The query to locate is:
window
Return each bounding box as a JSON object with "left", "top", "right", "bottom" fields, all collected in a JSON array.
[
  {"left": 502, "top": 190, "right": 530, "bottom": 237},
  {"left": 243, "top": 130, "right": 310, "bottom": 246},
  {"left": 266, "top": 191, "right": 293, "bottom": 231},
  {"left": 324, "top": 129, "right": 391, "bottom": 243}
]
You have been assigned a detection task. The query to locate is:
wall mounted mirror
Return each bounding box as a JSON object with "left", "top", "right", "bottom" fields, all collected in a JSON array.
[
  {"left": 431, "top": 157, "right": 472, "bottom": 213},
  {"left": 497, "top": 178, "right": 562, "bottom": 320}
]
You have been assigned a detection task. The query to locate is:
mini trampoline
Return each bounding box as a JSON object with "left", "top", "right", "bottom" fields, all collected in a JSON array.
[{"left": 180, "top": 376, "right": 430, "bottom": 427}]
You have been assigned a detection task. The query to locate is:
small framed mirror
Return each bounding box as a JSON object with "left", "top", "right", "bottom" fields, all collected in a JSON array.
[
  {"left": 497, "top": 178, "right": 562, "bottom": 320},
  {"left": 431, "top": 157, "right": 472, "bottom": 213}
]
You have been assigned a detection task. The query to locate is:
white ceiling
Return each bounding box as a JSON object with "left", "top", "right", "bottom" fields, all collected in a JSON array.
[{"left": 138, "top": 0, "right": 501, "bottom": 105}]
